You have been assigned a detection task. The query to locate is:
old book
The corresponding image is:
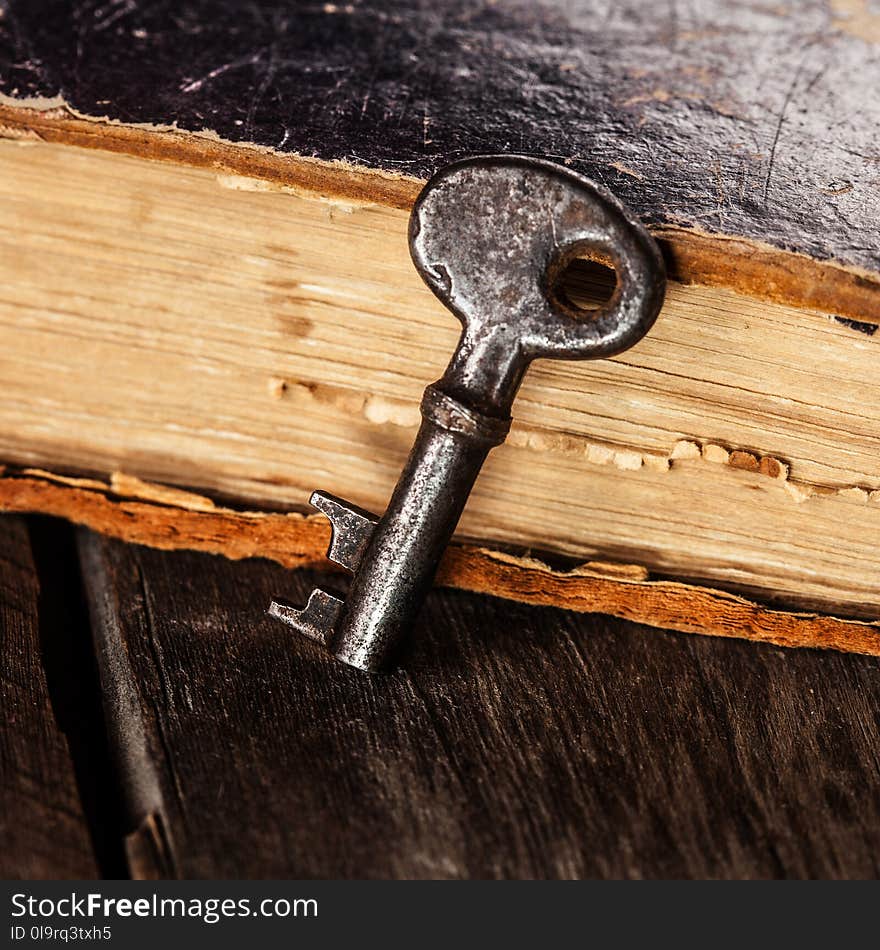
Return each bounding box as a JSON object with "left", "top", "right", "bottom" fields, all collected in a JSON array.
[{"left": 1, "top": 1, "right": 879, "bottom": 649}]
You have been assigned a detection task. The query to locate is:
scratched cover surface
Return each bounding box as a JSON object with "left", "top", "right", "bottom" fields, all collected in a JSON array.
[{"left": 0, "top": 0, "right": 878, "bottom": 274}]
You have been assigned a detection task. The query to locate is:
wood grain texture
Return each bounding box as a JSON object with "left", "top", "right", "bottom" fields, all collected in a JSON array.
[
  {"left": 0, "top": 517, "right": 102, "bottom": 878},
  {"left": 1, "top": 0, "right": 878, "bottom": 294},
  {"left": 6, "top": 470, "right": 879, "bottom": 656},
  {"left": 79, "top": 530, "right": 880, "bottom": 879}
]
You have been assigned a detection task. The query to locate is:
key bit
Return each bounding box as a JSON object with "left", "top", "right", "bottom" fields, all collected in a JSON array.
[
  {"left": 271, "top": 155, "right": 666, "bottom": 672},
  {"left": 308, "top": 490, "right": 378, "bottom": 572}
]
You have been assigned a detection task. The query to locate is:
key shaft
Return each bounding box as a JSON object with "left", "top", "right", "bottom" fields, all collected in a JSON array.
[{"left": 330, "top": 385, "right": 508, "bottom": 670}]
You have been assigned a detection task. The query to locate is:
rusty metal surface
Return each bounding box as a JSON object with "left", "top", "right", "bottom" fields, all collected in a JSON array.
[{"left": 271, "top": 155, "right": 666, "bottom": 672}]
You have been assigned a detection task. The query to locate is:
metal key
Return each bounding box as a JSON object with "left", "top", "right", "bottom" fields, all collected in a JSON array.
[{"left": 270, "top": 155, "right": 666, "bottom": 672}]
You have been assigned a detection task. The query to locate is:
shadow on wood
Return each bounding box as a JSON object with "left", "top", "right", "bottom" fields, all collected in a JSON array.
[{"left": 0, "top": 517, "right": 116, "bottom": 878}]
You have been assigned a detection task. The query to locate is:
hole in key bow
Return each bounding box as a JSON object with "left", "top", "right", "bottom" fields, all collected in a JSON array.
[{"left": 547, "top": 250, "right": 618, "bottom": 315}]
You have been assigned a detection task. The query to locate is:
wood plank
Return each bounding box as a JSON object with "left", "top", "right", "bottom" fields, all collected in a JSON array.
[
  {"left": 0, "top": 516, "right": 112, "bottom": 879},
  {"left": 1, "top": 0, "right": 877, "bottom": 296},
  {"left": 79, "top": 530, "right": 880, "bottom": 879}
]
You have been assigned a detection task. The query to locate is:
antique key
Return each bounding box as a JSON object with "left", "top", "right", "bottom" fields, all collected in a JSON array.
[{"left": 270, "top": 155, "right": 666, "bottom": 672}]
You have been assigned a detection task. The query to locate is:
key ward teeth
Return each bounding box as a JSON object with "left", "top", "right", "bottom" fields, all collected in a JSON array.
[
  {"left": 310, "top": 490, "right": 379, "bottom": 572},
  {"left": 269, "top": 492, "right": 377, "bottom": 650},
  {"left": 269, "top": 588, "right": 343, "bottom": 646}
]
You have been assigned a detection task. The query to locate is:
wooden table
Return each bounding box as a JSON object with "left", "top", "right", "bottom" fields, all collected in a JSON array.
[{"left": 2, "top": 514, "right": 879, "bottom": 879}]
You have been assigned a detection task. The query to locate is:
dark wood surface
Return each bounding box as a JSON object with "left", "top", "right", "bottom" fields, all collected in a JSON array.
[
  {"left": 1, "top": 1, "right": 878, "bottom": 275},
  {"left": 65, "top": 527, "right": 880, "bottom": 879},
  {"left": 3, "top": 513, "right": 880, "bottom": 878},
  {"left": 0, "top": 517, "right": 110, "bottom": 878}
]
